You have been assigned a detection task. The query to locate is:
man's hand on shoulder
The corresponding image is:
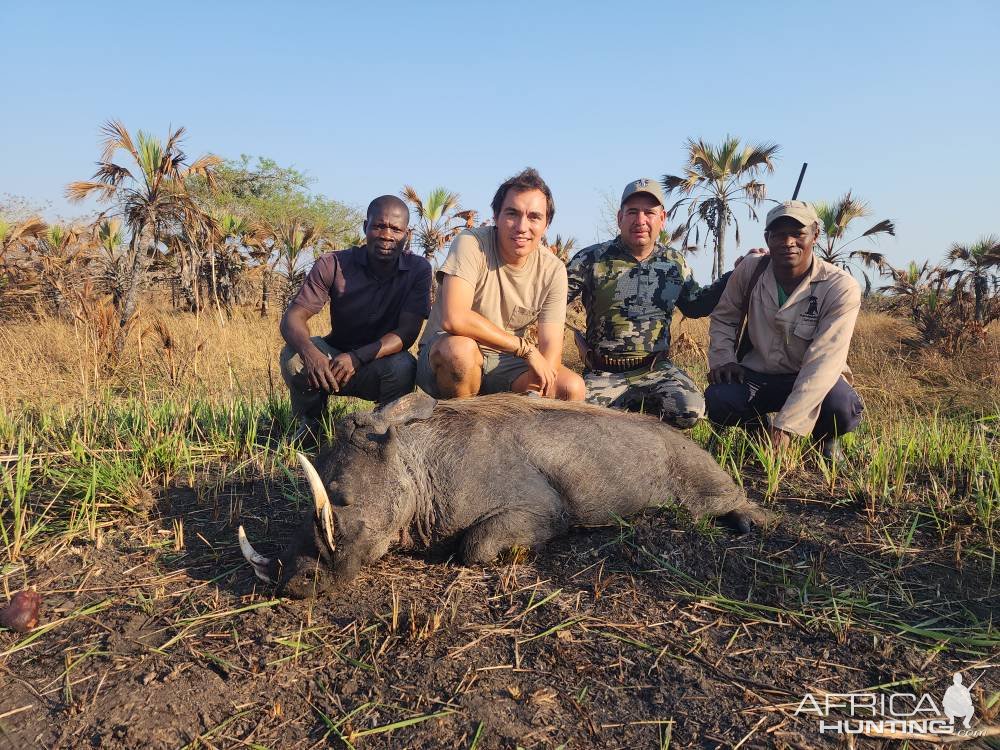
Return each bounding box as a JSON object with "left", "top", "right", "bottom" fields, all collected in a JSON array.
[
  {"left": 734, "top": 247, "right": 769, "bottom": 268},
  {"left": 708, "top": 362, "right": 745, "bottom": 385}
]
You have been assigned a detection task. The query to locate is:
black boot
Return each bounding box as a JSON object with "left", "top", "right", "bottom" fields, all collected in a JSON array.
[
  {"left": 290, "top": 416, "right": 321, "bottom": 446},
  {"left": 741, "top": 413, "right": 771, "bottom": 438},
  {"left": 820, "top": 436, "right": 843, "bottom": 462}
]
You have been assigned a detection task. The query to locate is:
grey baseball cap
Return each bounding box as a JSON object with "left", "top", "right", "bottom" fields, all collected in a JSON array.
[
  {"left": 765, "top": 200, "right": 820, "bottom": 229},
  {"left": 620, "top": 178, "right": 666, "bottom": 208}
]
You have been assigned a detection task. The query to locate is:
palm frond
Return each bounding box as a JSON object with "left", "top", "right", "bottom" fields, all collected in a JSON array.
[
  {"left": 93, "top": 162, "right": 134, "bottom": 187},
  {"left": 135, "top": 130, "right": 168, "bottom": 186},
  {"left": 185, "top": 154, "right": 222, "bottom": 178},
  {"left": 945, "top": 244, "right": 971, "bottom": 264},
  {"left": 401, "top": 185, "right": 425, "bottom": 219},
  {"left": 740, "top": 141, "right": 780, "bottom": 173},
  {"left": 0, "top": 216, "right": 47, "bottom": 247},
  {"left": 861, "top": 219, "right": 895, "bottom": 238},
  {"left": 948, "top": 234, "right": 1000, "bottom": 269},
  {"left": 685, "top": 138, "right": 725, "bottom": 180},
  {"left": 99, "top": 119, "right": 138, "bottom": 163},
  {"left": 66, "top": 180, "right": 118, "bottom": 203},
  {"left": 662, "top": 225, "right": 687, "bottom": 247},
  {"left": 832, "top": 192, "right": 869, "bottom": 228},
  {"left": 96, "top": 218, "right": 125, "bottom": 251},
  {"left": 425, "top": 188, "right": 460, "bottom": 221},
  {"left": 453, "top": 209, "right": 478, "bottom": 228},
  {"left": 850, "top": 250, "right": 893, "bottom": 275},
  {"left": 164, "top": 125, "right": 187, "bottom": 156},
  {"left": 741, "top": 179, "right": 768, "bottom": 204},
  {"left": 660, "top": 174, "right": 690, "bottom": 196}
]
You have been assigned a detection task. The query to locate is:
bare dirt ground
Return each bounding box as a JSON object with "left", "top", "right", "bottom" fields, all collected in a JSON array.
[{"left": 1, "top": 459, "right": 996, "bottom": 750}]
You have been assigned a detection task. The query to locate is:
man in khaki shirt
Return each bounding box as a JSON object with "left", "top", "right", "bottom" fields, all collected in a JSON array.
[
  {"left": 416, "top": 168, "right": 586, "bottom": 400},
  {"left": 705, "top": 200, "right": 864, "bottom": 458}
]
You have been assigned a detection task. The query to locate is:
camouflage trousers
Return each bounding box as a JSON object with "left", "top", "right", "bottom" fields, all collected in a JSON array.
[{"left": 584, "top": 360, "right": 705, "bottom": 428}]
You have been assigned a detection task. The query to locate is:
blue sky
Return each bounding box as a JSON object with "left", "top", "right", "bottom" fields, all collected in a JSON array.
[{"left": 2, "top": 0, "right": 997, "bottom": 281}]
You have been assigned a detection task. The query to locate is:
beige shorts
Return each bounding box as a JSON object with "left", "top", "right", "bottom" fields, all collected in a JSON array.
[{"left": 416, "top": 331, "right": 530, "bottom": 397}]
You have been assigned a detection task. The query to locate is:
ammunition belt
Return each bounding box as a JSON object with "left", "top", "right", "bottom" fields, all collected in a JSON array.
[{"left": 594, "top": 351, "right": 660, "bottom": 373}]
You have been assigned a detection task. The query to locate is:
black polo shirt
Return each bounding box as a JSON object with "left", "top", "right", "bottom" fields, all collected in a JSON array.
[{"left": 290, "top": 246, "right": 432, "bottom": 353}]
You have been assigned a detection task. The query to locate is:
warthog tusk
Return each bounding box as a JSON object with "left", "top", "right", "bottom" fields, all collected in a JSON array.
[
  {"left": 321, "top": 503, "right": 335, "bottom": 551},
  {"left": 297, "top": 452, "right": 330, "bottom": 514},
  {"left": 297, "top": 452, "right": 336, "bottom": 551},
  {"left": 238, "top": 526, "right": 273, "bottom": 583}
]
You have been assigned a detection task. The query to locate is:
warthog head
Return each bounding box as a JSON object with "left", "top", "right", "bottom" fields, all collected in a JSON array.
[{"left": 238, "top": 396, "right": 432, "bottom": 597}]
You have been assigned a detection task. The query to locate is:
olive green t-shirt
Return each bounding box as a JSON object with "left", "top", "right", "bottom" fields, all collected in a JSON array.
[{"left": 419, "top": 227, "right": 568, "bottom": 354}]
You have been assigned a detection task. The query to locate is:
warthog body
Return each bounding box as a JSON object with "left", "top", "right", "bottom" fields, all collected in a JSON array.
[{"left": 240, "top": 392, "right": 767, "bottom": 597}]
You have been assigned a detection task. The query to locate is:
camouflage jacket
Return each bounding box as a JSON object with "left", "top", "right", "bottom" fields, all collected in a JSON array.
[{"left": 566, "top": 237, "right": 730, "bottom": 357}]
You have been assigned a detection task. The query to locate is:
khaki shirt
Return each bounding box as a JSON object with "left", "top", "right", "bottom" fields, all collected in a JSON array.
[
  {"left": 419, "top": 227, "right": 568, "bottom": 354},
  {"left": 708, "top": 255, "right": 861, "bottom": 436}
]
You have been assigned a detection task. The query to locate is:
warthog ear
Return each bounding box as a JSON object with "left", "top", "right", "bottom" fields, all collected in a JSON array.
[
  {"left": 373, "top": 390, "right": 437, "bottom": 427},
  {"left": 346, "top": 390, "right": 436, "bottom": 445},
  {"left": 361, "top": 423, "right": 400, "bottom": 457}
]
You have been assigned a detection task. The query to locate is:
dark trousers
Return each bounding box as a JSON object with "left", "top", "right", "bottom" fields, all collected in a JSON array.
[
  {"left": 704, "top": 368, "right": 863, "bottom": 439},
  {"left": 280, "top": 338, "right": 416, "bottom": 418}
]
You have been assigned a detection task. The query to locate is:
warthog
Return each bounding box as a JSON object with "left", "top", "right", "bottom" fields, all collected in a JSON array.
[{"left": 239, "top": 392, "right": 767, "bottom": 597}]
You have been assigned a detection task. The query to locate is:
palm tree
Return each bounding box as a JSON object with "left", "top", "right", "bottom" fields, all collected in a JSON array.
[
  {"left": 188, "top": 209, "right": 251, "bottom": 320},
  {"left": 855, "top": 253, "right": 955, "bottom": 339},
  {"left": 662, "top": 136, "right": 780, "bottom": 281},
  {"left": 272, "top": 218, "right": 325, "bottom": 309},
  {"left": 813, "top": 192, "right": 895, "bottom": 295},
  {"left": 658, "top": 224, "right": 694, "bottom": 253},
  {"left": 246, "top": 221, "right": 278, "bottom": 317},
  {"left": 67, "top": 121, "right": 219, "bottom": 347},
  {"left": 91, "top": 217, "right": 130, "bottom": 308},
  {"left": 546, "top": 234, "right": 577, "bottom": 264},
  {"left": 0, "top": 216, "right": 46, "bottom": 300},
  {"left": 400, "top": 186, "right": 473, "bottom": 264},
  {"left": 881, "top": 259, "right": 945, "bottom": 316},
  {"left": 33, "top": 224, "right": 89, "bottom": 316},
  {"left": 165, "top": 205, "right": 209, "bottom": 313},
  {"left": 946, "top": 235, "right": 1000, "bottom": 324},
  {"left": 214, "top": 212, "right": 255, "bottom": 312},
  {"left": 0, "top": 216, "right": 46, "bottom": 263}
]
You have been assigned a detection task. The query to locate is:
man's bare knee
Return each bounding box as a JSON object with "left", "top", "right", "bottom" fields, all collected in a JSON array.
[
  {"left": 431, "top": 337, "right": 480, "bottom": 375},
  {"left": 511, "top": 368, "right": 587, "bottom": 401},
  {"left": 430, "top": 336, "right": 482, "bottom": 394},
  {"left": 557, "top": 370, "right": 586, "bottom": 401}
]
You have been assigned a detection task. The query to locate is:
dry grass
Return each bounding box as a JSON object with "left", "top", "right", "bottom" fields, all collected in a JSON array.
[
  {"left": 0, "top": 304, "right": 329, "bottom": 408},
  {"left": 1, "top": 301, "right": 998, "bottom": 749},
  {"left": 5, "top": 298, "right": 996, "bottom": 415},
  {"left": 666, "top": 310, "right": 1000, "bottom": 417}
]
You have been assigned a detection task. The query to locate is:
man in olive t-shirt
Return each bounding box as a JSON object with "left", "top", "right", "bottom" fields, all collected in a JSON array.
[{"left": 416, "top": 168, "right": 585, "bottom": 401}]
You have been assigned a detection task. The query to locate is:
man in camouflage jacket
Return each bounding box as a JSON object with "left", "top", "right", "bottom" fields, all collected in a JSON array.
[{"left": 566, "top": 178, "right": 730, "bottom": 428}]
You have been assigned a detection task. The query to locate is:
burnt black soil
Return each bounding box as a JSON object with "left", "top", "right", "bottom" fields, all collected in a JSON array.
[{"left": 1, "top": 465, "right": 997, "bottom": 750}]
